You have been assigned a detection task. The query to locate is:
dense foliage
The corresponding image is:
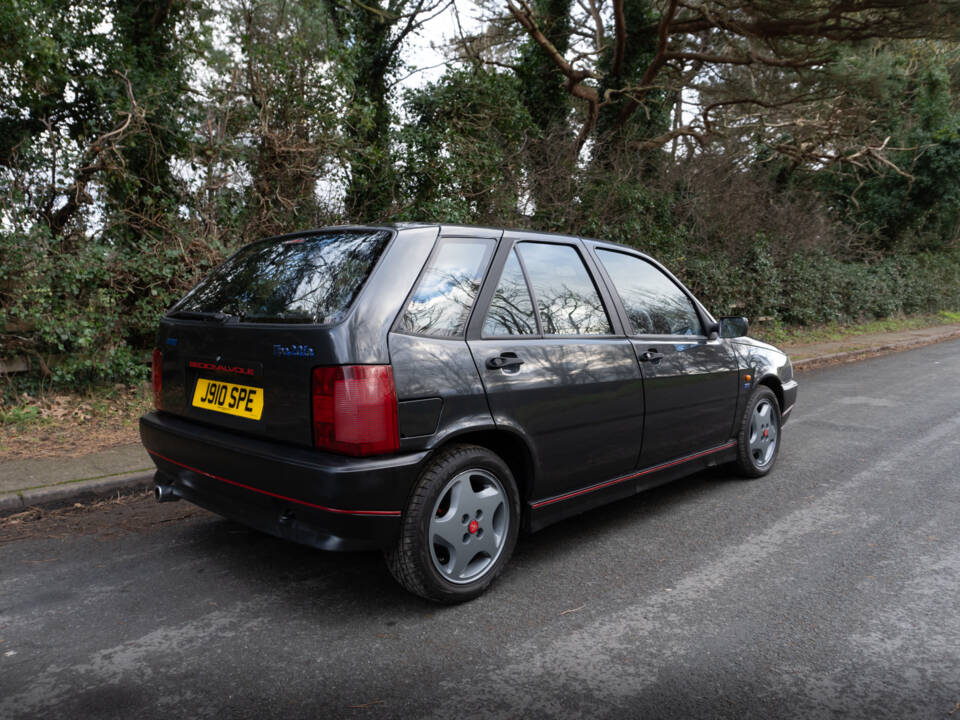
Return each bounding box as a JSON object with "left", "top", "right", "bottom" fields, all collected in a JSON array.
[{"left": 2, "top": 0, "right": 960, "bottom": 386}]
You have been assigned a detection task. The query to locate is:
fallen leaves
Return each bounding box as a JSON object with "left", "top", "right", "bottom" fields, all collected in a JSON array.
[
  {"left": 0, "top": 489, "right": 206, "bottom": 545},
  {"left": 0, "top": 385, "right": 151, "bottom": 460}
]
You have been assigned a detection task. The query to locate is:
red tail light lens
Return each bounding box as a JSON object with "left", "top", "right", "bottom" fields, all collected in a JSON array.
[
  {"left": 152, "top": 348, "right": 163, "bottom": 410},
  {"left": 312, "top": 365, "right": 399, "bottom": 456}
]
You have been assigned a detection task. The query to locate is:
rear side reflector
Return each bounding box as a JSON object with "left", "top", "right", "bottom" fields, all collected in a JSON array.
[
  {"left": 152, "top": 348, "right": 163, "bottom": 410},
  {"left": 312, "top": 365, "right": 399, "bottom": 456}
]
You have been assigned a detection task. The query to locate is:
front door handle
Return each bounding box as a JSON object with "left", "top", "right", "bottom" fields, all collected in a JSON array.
[
  {"left": 486, "top": 354, "right": 525, "bottom": 370},
  {"left": 639, "top": 349, "right": 663, "bottom": 362}
]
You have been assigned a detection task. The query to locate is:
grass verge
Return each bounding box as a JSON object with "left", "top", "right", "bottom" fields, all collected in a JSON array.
[{"left": 753, "top": 310, "right": 960, "bottom": 347}]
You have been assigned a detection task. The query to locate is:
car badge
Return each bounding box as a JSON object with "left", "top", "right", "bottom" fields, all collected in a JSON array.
[{"left": 273, "top": 344, "right": 316, "bottom": 358}]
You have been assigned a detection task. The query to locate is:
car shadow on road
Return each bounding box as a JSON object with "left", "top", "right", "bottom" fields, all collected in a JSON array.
[
  {"left": 171, "top": 515, "right": 424, "bottom": 614},
  {"left": 513, "top": 465, "right": 742, "bottom": 562},
  {"left": 167, "top": 463, "right": 748, "bottom": 614}
]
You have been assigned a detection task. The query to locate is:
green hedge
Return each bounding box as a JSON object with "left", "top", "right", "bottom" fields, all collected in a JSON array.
[
  {"left": 685, "top": 246, "right": 960, "bottom": 326},
  {"left": 3, "top": 225, "right": 959, "bottom": 389}
]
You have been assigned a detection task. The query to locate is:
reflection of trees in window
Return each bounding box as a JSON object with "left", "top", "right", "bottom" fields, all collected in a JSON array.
[
  {"left": 597, "top": 250, "right": 702, "bottom": 336},
  {"left": 175, "top": 231, "right": 390, "bottom": 323},
  {"left": 536, "top": 282, "right": 611, "bottom": 335},
  {"left": 400, "top": 270, "right": 482, "bottom": 337},
  {"left": 517, "top": 243, "right": 611, "bottom": 336},
  {"left": 398, "top": 239, "right": 493, "bottom": 337},
  {"left": 483, "top": 251, "right": 537, "bottom": 336}
]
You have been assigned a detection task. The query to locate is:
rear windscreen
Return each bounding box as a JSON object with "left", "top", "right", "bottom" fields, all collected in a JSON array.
[{"left": 170, "top": 230, "right": 391, "bottom": 324}]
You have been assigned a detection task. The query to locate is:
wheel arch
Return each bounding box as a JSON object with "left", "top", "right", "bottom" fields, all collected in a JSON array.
[
  {"left": 757, "top": 374, "right": 784, "bottom": 412},
  {"left": 427, "top": 428, "right": 537, "bottom": 509}
]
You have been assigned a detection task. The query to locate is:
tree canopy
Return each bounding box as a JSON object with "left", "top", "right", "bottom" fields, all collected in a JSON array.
[{"left": 2, "top": 0, "right": 960, "bottom": 384}]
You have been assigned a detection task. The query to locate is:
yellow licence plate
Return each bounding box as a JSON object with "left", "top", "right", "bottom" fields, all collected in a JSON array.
[{"left": 192, "top": 378, "right": 264, "bottom": 420}]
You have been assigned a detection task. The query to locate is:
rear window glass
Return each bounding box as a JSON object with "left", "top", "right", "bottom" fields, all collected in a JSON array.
[
  {"left": 170, "top": 230, "right": 391, "bottom": 324},
  {"left": 398, "top": 238, "right": 495, "bottom": 337}
]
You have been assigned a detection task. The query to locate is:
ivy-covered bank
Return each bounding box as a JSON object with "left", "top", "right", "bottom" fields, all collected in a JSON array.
[{"left": 3, "top": 1, "right": 960, "bottom": 387}]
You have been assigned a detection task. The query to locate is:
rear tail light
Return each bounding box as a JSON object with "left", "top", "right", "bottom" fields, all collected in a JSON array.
[
  {"left": 312, "top": 365, "right": 399, "bottom": 456},
  {"left": 152, "top": 348, "right": 163, "bottom": 410}
]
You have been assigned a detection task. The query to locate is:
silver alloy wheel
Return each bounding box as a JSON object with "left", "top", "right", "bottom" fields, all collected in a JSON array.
[
  {"left": 429, "top": 468, "right": 509, "bottom": 585},
  {"left": 749, "top": 399, "right": 778, "bottom": 468}
]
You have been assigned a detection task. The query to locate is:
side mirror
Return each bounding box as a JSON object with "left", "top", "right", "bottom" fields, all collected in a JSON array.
[
  {"left": 719, "top": 316, "right": 749, "bottom": 339},
  {"left": 706, "top": 321, "right": 721, "bottom": 340}
]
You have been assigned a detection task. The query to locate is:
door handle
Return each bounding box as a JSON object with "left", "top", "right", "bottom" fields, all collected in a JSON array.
[
  {"left": 639, "top": 349, "right": 663, "bottom": 362},
  {"left": 486, "top": 354, "right": 525, "bottom": 370}
]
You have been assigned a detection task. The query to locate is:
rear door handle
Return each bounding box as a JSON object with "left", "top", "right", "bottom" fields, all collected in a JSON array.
[
  {"left": 486, "top": 354, "right": 525, "bottom": 370},
  {"left": 639, "top": 350, "right": 663, "bottom": 362}
]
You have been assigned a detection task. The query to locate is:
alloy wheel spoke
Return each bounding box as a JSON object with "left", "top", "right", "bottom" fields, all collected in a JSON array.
[
  {"left": 445, "top": 476, "right": 464, "bottom": 518},
  {"left": 431, "top": 513, "right": 462, "bottom": 549},
  {"left": 430, "top": 479, "right": 465, "bottom": 548},
  {"left": 472, "top": 485, "right": 504, "bottom": 522},
  {"left": 472, "top": 528, "right": 500, "bottom": 558},
  {"left": 757, "top": 401, "right": 770, "bottom": 423},
  {"left": 448, "top": 544, "right": 474, "bottom": 579}
]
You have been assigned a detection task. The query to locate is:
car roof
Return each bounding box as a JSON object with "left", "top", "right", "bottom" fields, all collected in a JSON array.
[{"left": 258, "top": 223, "right": 642, "bottom": 256}]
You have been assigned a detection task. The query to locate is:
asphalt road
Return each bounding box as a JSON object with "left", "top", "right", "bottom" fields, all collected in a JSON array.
[{"left": 2, "top": 341, "right": 959, "bottom": 720}]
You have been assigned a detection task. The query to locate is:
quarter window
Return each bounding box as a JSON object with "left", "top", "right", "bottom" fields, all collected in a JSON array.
[
  {"left": 516, "top": 243, "right": 612, "bottom": 335},
  {"left": 398, "top": 238, "right": 495, "bottom": 337},
  {"left": 482, "top": 250, "right": 538, "bottom": 336},
  {"left": 596, "top": 249, "right": 703, "bottom": 336}
]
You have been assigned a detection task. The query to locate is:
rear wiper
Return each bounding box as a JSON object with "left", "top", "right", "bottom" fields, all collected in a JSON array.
[
  {"left": 167, "top": 310, "right": 239, "bottom": 323},
  {"left": 242, "top": 314, "right": 314, "bottom": 324}
]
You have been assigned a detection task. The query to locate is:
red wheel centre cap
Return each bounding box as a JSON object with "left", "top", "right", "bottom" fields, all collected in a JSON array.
[
  {"left": 468, "top": 520, "right": 479, "bottom": 534},
  {"left": 763, "top": 429, "right": 769, "bottom": 438}
]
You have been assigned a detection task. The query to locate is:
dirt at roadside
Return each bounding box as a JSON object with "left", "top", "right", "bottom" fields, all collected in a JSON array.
[
  {"left": 784, "top": 323, "right": 960, "bottom": 369},
  {"left": 0, "top": 490, "right": 210, "bottom": 545},
  {"left": 0, "top": 385, "right": 151, "bottom": 461}
]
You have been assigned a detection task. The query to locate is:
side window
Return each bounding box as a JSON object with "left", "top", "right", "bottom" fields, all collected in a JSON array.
[
  {"left": 516, "top": 243, "right": 612, "bottom": 335},
  {"left": 596, "top": 249, "right": 703, "bottom": 336},
  {"left": 482, "top": 250, "right": 538, "bottom": 336},
  {"left": 398, "top": 238, "right": 495, "bottom": 337}
]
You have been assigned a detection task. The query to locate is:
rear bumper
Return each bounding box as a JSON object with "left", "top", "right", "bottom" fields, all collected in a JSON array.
[{"left": 139, "top": 412, "right": 427, "bottom": 551}]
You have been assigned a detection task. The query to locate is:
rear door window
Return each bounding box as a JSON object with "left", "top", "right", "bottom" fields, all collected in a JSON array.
[
  {"left": 482, "top": 249, "right": 538, "bottom": 336},
  {"left": 170, "top": 230, "right": 391, "bottom": 324},
  {"left": 596, "top": 249, "right": 703, "bottom": 336},
  {"left": 516, "top": 242, "right": 612, "bottom": 335},
  {"left": 398, "top": 238, "right": 496, "bottom": 337}
]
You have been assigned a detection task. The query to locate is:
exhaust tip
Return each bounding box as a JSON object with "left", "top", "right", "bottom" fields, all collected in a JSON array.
[{"left": 155, "top": 485, "right": 180, "bottom": 503}]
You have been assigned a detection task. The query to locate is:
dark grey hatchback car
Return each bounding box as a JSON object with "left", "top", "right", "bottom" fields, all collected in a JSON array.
[{"left": 141, "top": 224, "right": 797, "bottom": 602}]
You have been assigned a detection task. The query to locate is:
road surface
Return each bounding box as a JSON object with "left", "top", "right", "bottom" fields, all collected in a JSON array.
[{"left": 2, "top": 340, "right": 959, "bottom": 719}]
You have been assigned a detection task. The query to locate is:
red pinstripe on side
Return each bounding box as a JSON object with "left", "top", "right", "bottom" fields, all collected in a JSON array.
[
  {"left": 147, "top": 449, "right": 402, "bottom": 517},
  {"left": 530, "top": 441, "right": 738, "bottom": 510}
]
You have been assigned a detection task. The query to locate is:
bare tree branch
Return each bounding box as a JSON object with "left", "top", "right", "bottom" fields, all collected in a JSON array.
[
  {"left": 47, "top": 71, "right": 143, "bottom": 236},
  {"left": 616, "top": 0, "right": 679, "bottom": 126},
  {"left": 611, "top": 0, "right": 627, "bottom": 77}
]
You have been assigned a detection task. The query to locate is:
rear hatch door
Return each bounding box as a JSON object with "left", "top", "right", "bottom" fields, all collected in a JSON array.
[{"left": 156, "top": 229, "right": 393, "bottom": 448}]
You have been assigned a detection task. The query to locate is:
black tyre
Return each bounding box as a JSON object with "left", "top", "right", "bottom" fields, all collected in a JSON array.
[
  {"left": 385, "top": 444, "right": 520, "bottom": 603},
  {"left": 733, "top": 385, "right": 782, "bottom": 478}
]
